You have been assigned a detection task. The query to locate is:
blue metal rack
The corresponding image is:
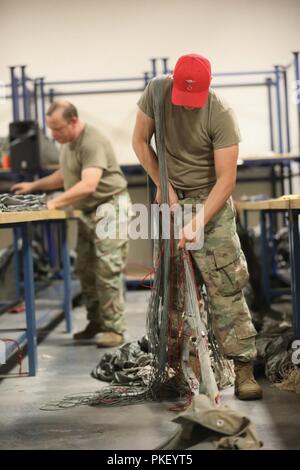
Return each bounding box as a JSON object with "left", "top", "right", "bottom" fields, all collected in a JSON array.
[
  {"left": 5, "top": 52, "right": 300, "bottom": 161},
  {"left": 3, "top": 52, "right": 300, "bottom": 295}
]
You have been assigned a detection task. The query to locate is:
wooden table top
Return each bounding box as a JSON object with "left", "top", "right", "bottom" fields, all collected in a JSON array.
[
  {"left": 0, "top": 209, "right": 82, "bottom": 225},
  {"left": 236, "top": 196, "right": 300, "bottom": 211}
]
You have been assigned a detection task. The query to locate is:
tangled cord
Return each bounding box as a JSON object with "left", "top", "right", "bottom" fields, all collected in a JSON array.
[
  {"left": 0, "top": 193, "right": 47, "bottom": 212},
  {"left": 40, "top": 386, "right": 148, "bottom": 411},
  {"left": 273, "top": 363, "right": 300, "bottom": 393}
]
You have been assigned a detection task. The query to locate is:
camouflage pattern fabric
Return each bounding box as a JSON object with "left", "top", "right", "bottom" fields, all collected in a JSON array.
[
  {"left": 174, "top": 195, "right": 257, "bottom": 363},
  {"left": 91, "top": 336, "right": 152, "bottom": 384},
  {"left": 75, "top": 191, "right": 131, "bottom": 334},
  {"left": 256, "top": 321, "right": 296, "bottom": 382}
]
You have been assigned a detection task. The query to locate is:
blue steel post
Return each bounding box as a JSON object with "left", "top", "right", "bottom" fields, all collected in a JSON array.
[
  {"left": 21, "top": 222, "right": 37, "bottom": 376},
  {"left": 143, "top": 72, "right": 149, "bottom": 89},
  {"left": 282, "top": 68, "right": 292, "bottom": 192},
  {"left": 260, "top": 211, "right": 270, "bottom": 305},
  {"left": 45, "top": 222, "right": 57, "bottom": 269},
  {"left": 150, "top": 58, "right": 157, "bottom": 77},
  {"left": 33, "top": 79, "right": 39, "bottom": 123},
  {"left": 279, "top": 163, "right": 285, "bottom": 196},
  {"left": 162, "top": 58, "right": 169, "bottom": 74},
  {"left": 275, "top": 66, "right": 285, "bottom": 197},
  {"left": 270, "top": 166, "right": 277, "bottom": 198},
  {"left": 293, "top": 52, "right": 300, "bottom": 190},
  {"left": 9, "top": 66, "right": 19, "bottom": 122},
  {"left": 269, "top": 212, "right": 277, "bottom": 277},
  {"left": 282, "top": 69, "right": 291, "bottom": 152},
  {"left": 274, "top": 65, "right": 283, "bottom": 153},
  {"left": 13, "top": 227, "right": 21, "bottom": 299},
  {"left": 266, "top": 78, "right": 275, "bottom": 151},
  {"left": 60, "top": 221, "right": 72, "bottom": 333},
  {"left": 21, "top": 65, "right": 30, "bottom": 120},
  {"left": 288, "top": 209, "right": 300, "bottom": 339},
  {"left": 39, "top": 78, "right": 46, "bottom": 133},
  {"left": 293, "top": 51, "right": 300, "bottom": 148},
  {"left": 49, "top": 88, "right": 55, "bottom": 103},
  {"left": 286, "top": 160, "right": 293, "bottom": 195}
]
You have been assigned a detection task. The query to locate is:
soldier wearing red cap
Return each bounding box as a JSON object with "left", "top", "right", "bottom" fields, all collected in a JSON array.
[{"left": 132, "top": 53, "right": 262, "bottom": 401}]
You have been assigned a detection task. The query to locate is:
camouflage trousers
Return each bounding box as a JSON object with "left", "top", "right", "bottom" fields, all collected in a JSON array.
[
  {"left": 75, "top": 192, "right": 131, "bottom": 334},
  {"left": 176, "top": 196, "right": 257, "bottom": 363}
]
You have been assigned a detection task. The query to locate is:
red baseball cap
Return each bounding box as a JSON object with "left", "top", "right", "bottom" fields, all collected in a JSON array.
[{"left": 171, "top": 53, "right": 211, "bottom": 108}]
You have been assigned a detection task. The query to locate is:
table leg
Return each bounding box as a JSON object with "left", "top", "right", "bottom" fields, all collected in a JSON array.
[
  {"left": 45, "top": 222, "right": 57, "bottom": 269},
  {"left": 60, "top": 221, "right": 72, "bottom": 333},
  {"left": 260, "top": 211, "right": 270, "bottom": 305},
  {"left": 13, "top": 227, "right": 21, "bottom": 299},
  {"left": 21, "top": 222, "right": 37, "bottom": 376},
  {"left": 288, "top": 210, "right": 300, "bottom": 339}
]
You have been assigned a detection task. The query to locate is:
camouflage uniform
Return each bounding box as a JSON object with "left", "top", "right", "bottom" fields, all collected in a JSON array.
[
  {"left": 176, "top": 194, "right": 257, "bottom": 363},
  {"left": 76, "top": 191, "right": 131, "bottom": 334},
  {"left": 138, "top": 76, "right": 257, "bottom": 364}
]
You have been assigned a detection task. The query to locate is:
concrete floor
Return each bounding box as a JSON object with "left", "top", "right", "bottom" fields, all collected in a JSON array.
[{"left": 0, "top": 290, "right": 300, "bottom": 450}]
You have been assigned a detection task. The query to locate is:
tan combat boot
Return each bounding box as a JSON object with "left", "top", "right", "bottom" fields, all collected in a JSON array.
[
  {"left": 73, "top": 321, "right": 103, "bottom": 340},
  {"left": 234, "top": 360, "right": 263, "bottom": 400},
  {"left": 96, "top": 332, "right": 124, "bottom": 348}
]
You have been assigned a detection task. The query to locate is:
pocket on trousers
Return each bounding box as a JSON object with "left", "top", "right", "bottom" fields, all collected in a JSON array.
[
  {"left": 234, "top": 319, "right": 257, "bottom": 340},
  {"left": 208, "top": 247, "right": 249, "bottom": 297}
]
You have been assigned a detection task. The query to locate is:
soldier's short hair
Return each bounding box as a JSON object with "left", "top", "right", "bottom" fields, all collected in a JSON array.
[{"left": 46, "top": 100, "right": 78, "bottom": 122}]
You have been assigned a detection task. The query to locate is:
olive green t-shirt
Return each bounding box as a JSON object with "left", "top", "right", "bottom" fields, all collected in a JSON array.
[
  {"left": 60, "top": 124, "right": 127, "bottom": 211},
  {"left": 137, "top": 75, "right": 241, "bottom": 191}
]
